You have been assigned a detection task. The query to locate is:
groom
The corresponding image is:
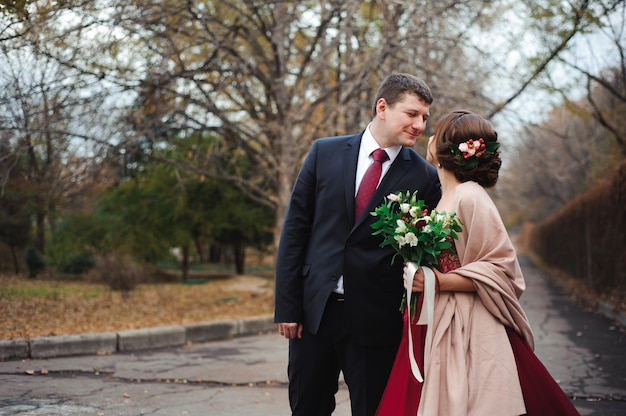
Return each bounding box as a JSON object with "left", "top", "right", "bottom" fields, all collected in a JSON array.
[{"left": 274, "top": 73, "right": 441, "bottom": 416}]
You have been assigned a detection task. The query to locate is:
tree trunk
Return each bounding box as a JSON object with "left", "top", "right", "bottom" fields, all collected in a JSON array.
[
  {"left": 181, "top": 244, "right": 189, "bottom": 281},
  {"left": 209, "top": 243, "right": 222, "bottom": 263},
  {"left": 193, "top": 237, "right": 204, "bottom": 263},
  {"left": 34, "top": 212, "right": 45, "bottom": 253},
  {"left": 234, "top": 243, "right": 245, "bottom": 275},
  {"left": 10, "top": 245, "right": 20, "bottom": 275}
]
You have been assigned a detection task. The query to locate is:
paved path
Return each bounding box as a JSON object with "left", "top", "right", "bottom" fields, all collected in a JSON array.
[{"left": 0, "top": 256, "right": 625, "bottom": 415}]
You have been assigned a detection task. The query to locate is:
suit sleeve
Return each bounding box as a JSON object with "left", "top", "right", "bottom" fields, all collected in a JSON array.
[{"left": 274, "top": 142, "right": 318, "bottom": 324}]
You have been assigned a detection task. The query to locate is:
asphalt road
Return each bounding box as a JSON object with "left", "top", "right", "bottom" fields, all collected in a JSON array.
[{"left": 0, "top": 256, "right": 625, "bottom": 415}]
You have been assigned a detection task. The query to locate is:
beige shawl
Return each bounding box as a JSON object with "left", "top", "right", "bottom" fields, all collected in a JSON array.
[{"left": 418, "top": 181, "right": 534, "bottom": 416}]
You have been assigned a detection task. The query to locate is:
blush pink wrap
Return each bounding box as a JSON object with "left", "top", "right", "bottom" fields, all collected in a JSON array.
[{"left": 418, "top": 181, "right": 534, "bottom": 416}]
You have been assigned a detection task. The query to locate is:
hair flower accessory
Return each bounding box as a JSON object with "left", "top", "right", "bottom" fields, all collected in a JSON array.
[{"left": 450, "top": 138, "right": 499, "bottom": 169}]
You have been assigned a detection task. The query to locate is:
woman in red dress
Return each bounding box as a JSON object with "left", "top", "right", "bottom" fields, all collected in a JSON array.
[{"left": 376, "top": 110, "right": 579, "bottom": 415}]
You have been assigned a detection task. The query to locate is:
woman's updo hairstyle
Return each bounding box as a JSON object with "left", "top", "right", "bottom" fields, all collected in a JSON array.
[{"left": 433, "top": 110, "right": 501, "bottom": 188}]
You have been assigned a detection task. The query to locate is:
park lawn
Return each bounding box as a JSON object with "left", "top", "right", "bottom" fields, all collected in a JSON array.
[{"left": 0, "top": 273, "right": 274, "bottom": 340}]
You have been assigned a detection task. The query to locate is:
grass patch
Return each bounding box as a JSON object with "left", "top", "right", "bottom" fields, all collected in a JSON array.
[{"left": 0, "top": 278, "right": 104, "bottom": 300}]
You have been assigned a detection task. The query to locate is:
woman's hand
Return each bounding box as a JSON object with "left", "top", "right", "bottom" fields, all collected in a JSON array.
[
  {"left": 404, "top": 264, "right": 424, "bottom": 292},
  {"left": 405, "top": 267, "right": 478, "bottom": 293}
]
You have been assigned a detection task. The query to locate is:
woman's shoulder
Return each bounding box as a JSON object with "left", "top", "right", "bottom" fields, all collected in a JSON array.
[
  {"left": 455, "top": 181, "right": 496, "bottom": 212},
  {"left": 458, "top": 180, "right": 485, "bottom": 191},
  {"left": 456, "top": 181, "right": 489, "bottom": 198}
]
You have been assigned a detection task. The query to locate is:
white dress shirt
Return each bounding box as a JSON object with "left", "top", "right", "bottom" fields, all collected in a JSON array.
[{"left": 335, "top": 125, "right": 401, "bottom": 294}]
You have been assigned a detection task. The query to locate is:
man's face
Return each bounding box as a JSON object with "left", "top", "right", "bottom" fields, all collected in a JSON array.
[{"left": 376, "top": 94, "right": 430, "bottom": 148}]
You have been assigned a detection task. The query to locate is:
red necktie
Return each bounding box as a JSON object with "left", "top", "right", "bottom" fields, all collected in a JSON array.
[{"left": 355, "top": 148, "right": 388, "bottom": 220}]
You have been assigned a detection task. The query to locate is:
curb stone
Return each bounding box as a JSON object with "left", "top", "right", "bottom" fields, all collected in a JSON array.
[
  {"left": 598, "top": 301, "right": 626, "bottom": 328},
  {"left": 118, "top": 325, "right": 186, "bottom": 352},
  {"left": 0, "top": 338, "right": 29, "bottom": 361},
  {"left": 544, "top": 269, "right": 626, "bottom": 329},
  {"left": 0, "top": 314, "right": 275, "bottom": 361},
  {"left": 2, "top": 299, "right": 623, "bottom": 362},
  {"left": 31, "top": 332, "right": 118, "bottom": 359},
  {"left": 185, "top": 319, "right": 237, "bottom": 343}
]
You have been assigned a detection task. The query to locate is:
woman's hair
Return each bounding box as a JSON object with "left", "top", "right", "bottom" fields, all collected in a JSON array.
[
  {"left": 433, "top": 109, "right": 501, "bottom": 188},
  {"left": 372, "top": 73, "right": 433, "bottom": 118}
]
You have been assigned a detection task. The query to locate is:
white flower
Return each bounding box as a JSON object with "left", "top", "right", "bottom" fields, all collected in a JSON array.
[
  {"left": 409, "top": 206, "right": 421, "bottom": 218},
  {"left": 422, "top": 224, "right": 433, "bottom": 234},
  {"left": 394, "top": 235, "right": 406, "bottom": 247},
  {"left": 400, "top": 203, "right": 411, "bottom": 213},
  {"left": 404, "top": 232, "right": 418, "bottom": 247},
  {"left": 395, "top": 219, "right": 408, "bottom": 233},
  {"left": 459, "top": 142, "right": 476, "bottom": 156},
  {"left": 387, "top": 193, "right": 400, "bottom": 202}
]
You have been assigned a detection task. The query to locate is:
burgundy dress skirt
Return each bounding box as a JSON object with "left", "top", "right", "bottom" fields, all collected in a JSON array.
[
  {"left": 375, "top": 254, "right": 579, "bottom": 415},
  {"left": 507, "top": 327, "right": 580, "bottom": 415},
  {"left": 374, "top": 302, "right": 426, "bottom": 416}
]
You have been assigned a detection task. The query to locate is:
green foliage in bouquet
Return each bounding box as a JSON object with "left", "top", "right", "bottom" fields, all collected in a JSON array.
[{"left": 370, "top": 190, "right": 463, "bottom": 313}]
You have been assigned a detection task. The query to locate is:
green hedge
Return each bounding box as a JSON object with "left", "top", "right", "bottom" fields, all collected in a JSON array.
[{"left": 530, "top": 161, "right": 626, "bottom": 291}]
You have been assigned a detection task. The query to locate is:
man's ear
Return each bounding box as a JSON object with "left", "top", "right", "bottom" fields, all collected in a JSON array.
[{"left": 375, "top": 98, "right": 387, "bottom": 120}]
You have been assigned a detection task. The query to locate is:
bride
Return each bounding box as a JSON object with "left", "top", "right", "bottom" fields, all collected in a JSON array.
[{"left": 375, "top": 110, "right": 580, "bottom": 416}]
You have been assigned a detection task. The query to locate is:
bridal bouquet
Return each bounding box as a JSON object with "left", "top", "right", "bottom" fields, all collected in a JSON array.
[{"left": 370, "top": 191, "right": 462, "bottom": 314}]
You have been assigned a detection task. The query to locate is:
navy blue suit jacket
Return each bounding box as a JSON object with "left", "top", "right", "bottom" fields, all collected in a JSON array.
[{"left": 274, "top": 132, "right": 441, "bottom": 345}]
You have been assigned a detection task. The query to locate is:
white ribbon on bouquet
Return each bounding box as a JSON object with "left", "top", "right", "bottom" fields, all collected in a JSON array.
[{"left": 404, "top": 262, "right": 436, "bottom": 384}]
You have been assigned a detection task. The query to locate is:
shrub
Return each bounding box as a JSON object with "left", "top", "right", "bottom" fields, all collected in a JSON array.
[
  {"left": 531, "top": 161, "right": 625, "bottom": 291},
  {"left": 59, "top": 253, "right": 96, "bottom": 275},
  {"left": 87, "top": 252, "right": 148, "bottom": 292}
]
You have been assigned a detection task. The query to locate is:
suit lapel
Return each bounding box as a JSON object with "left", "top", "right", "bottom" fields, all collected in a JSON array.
[{"left": 344, "top": 133, "right": 362, "bottom": 224}]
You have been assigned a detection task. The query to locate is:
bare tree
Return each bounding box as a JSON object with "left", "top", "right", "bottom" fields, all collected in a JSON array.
[
  {"left": 3, "top": 0, "right": 616, "bottom": 251},
  {"left": 495, "top": 0, "right": 625, "bottom": 223},
  {"left": 499, "top": 86, "right": 621, "bottom": 224},
  {"left": 0, "top": 39, "right": 120, "bottom": 252},
  {"left": 31, "top": 0, "right": 513, "bottom": 248},
  {"left": 558, "top": 1, "right": 626, "bottom": 154}
]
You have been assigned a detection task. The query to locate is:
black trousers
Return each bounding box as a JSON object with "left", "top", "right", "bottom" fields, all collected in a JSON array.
[{"left": 288, "top": 296, "right": 398, "bottom": 416}]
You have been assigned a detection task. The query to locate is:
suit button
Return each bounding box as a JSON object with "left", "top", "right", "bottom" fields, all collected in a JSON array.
[{"left": 331, "top": 274, "right": 338, "bottom": 281}]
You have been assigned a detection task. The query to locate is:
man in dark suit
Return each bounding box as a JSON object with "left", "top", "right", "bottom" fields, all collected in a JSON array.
[{"left": 274, "top": 73, "right": 441, "bottom": 416}]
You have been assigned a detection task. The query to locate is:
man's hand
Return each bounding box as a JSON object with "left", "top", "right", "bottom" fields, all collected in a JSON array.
[{"left": 275, "top": 322, "right": 303, "bottom": 339}]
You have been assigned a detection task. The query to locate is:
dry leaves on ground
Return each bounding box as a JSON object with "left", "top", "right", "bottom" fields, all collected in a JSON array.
[{"left": 0, "top": 274, "right": 274, "bottom": 340}]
